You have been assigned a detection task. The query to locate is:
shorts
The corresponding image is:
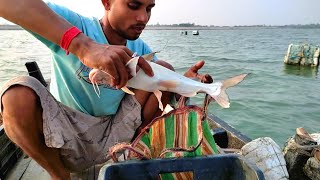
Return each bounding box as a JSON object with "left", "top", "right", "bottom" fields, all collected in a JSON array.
[{"left": 0, "top": 76, "right": 142, "bottom": 172}]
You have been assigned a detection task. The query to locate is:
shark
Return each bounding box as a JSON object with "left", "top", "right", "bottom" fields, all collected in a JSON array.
[{"left": 89, "top": 53, "right": 248, "bottom": 111}]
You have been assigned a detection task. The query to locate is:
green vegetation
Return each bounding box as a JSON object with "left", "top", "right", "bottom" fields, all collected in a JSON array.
[
  {"left": 147, "top": 23, "right": 320, "bottom": 28},
  {"left": 2, "top": 23, "right": 320, "bottom": 30}
]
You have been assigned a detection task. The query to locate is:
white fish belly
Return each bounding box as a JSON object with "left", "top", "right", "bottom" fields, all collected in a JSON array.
[{"left": 127, "top": 62, "right": 217, "bottom": 96}]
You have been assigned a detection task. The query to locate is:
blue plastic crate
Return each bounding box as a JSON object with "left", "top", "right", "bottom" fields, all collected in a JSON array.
[{"left": 98, "top": 154, "right": 265, "bottom": 180}]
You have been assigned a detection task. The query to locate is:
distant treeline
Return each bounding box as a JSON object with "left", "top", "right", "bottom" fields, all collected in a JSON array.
[
  {"left": 148, "top": 23, "right": 320, "bottom": 29},
  {"left": 2, "top": 23, "right": 320, "bottom": 30}
]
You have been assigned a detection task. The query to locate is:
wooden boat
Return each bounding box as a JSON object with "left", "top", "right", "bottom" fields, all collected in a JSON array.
[
  {"left": 0, "top": 62, "right": 258, "bottom": 179},
  {"left": 192, "top": 30, "right": 199, "bottom": 35}
]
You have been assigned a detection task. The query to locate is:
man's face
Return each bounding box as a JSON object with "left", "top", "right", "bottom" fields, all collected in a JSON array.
[{"left": 107, "top": 0, "right": 155, "bottom": 40}]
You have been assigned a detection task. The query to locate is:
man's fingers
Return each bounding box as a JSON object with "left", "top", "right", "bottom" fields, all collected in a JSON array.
[
  {"left": 104, "top": 63, "right": 119, "bottom": 87},
  {"left": 137, "top": 57, "right": 154, "bottom": 76},
  {"left": 196, "top": 73, "right": 213, "bottom": 83},
  {"left": 190, "top": 60, "right": 205, "bottom": 72},
  {"left": 115, "top": 60, "right": 129, "bottom": 89},
  {"left": 121, "top": 46, "right": 134, "bottom": 58},
  {"left": 203, "top": 74, "right": 213, "bottom": 83},
  {"left": 117, "top": 48, "right": 134, "bottom": 65}
]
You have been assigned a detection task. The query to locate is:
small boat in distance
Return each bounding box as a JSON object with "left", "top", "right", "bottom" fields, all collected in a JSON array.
[
  {"left": 192, "top": 30, "right": 199, "bottom": 35},
  {"left": 180, "top": 31, "right": 187, "bottom": 35}
]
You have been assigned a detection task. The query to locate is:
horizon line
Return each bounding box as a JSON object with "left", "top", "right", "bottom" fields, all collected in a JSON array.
[{"left": 1, "top": 23, "right": 320, "bottom": 27}]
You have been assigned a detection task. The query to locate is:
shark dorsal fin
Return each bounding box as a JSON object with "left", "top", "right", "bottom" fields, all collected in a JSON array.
[{"left": 142, "top": 51, "right": 160, "bottom": 61}]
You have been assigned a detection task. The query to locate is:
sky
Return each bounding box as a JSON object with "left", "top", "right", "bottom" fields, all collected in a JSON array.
[{"left": 1, "top": 0, "right": 320, "bottom": 26}]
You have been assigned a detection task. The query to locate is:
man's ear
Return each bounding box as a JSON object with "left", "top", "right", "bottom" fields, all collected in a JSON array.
[{"left": 101, "top": 0, "right": 111, "bottom": 10}]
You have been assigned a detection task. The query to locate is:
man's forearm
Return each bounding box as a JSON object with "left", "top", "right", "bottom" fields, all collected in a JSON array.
[
  {"left": 0, "top": 0, "right": 90, "bottom": 57},
  {"left": 0, "top": 0, "right": 71, "bottom": 43}
]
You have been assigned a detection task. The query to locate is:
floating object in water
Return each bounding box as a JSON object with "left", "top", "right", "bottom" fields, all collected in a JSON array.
[
  {"left": 284, "top": 44, "right": 320, "bottom": 66},
  {"left": 241, "top": 137, "right": 289, "bottom": 180},
  {"left": 180, "top": 31, "right": 187, "bottom": 35},
  {"left": 192, "top": 30, "right": 199, "bottom": 35}
]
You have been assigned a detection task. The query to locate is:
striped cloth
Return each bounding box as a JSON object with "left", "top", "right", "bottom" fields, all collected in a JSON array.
[{"left": 108, "top": 97, "right": 219, "bottom": 179}]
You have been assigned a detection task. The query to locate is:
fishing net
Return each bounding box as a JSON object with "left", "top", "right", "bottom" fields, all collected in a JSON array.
[
  {"left": 108, "top": 95, "right": 219, "bottom": 179},
  {"left": 284, "top": 44, "right": 320, "bottom": 66}
]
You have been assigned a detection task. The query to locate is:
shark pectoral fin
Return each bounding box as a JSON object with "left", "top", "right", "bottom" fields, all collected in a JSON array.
[
  {"left": 157, "top": 80, "right": 178, "bottom": 89},
  {"left": 161, "top": 104, "right": 174, "bottom": 116},
  {"left": 125, "top": 57, "right": 139, "bottom": 77},
  {"left": 222, "top": 73, "right": 248, "bottom": 89},
  {"left": 153, "top": 90, "right": 164, "bottom": 111},
  {"left": 121, "top": 86, "right": 135, "bottom": 95},
  {"left": 215, "top": 90, "right": 230, "bottom": 108}
]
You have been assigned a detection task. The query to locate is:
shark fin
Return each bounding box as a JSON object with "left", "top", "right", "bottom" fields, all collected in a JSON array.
[
  {"left": 161, "top": 104, "right": 174, "bottom": 116},
  {"left": 153, "top": 90, "right": 164, "bottom": 111},
  {"left": 158, "top": 80, "right": 178, "bottom": 89},
  {"left": 121, "top": 86, "right": 135, "bottom": 95},
  {"left": 214, "top": 90, "right": 230, "bottom": 108},
  {"left": 222, "top": 73, "right": 248, "bottom": 90},
  {"left": 207, "top": 73, "right": 248, "bottom": 108},
  {"left": 125, "top": 57, "right": 139, "bottom": 77},
  {"left": 142, "top": 51, "right": 159, "bottom": 61}
]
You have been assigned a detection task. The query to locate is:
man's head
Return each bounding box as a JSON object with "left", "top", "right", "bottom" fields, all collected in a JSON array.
[{"left": 101, "top": 0, "right": 155, "bottom": 41}]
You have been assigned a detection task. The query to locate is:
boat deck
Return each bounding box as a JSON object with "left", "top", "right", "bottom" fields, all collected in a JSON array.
[{"left": 6, "top": 155, "right": 105, "bottom": 180}]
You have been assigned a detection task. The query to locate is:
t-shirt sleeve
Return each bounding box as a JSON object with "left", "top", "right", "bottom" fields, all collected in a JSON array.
[{"left": 25, "top": 2, "right": 84, "bottom": 53}]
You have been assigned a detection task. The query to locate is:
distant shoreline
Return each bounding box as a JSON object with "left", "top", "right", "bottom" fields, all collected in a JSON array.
[{"left": 1, "top": 24, "right": 320, "bottom": 31}]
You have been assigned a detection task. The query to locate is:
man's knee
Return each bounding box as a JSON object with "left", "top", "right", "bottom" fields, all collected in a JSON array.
[
  {"left": 2, "top": 85, "right": 41, "bottom": 116},
  {"left": 155, "top": 60, "right": 175, "bottom": 71}
]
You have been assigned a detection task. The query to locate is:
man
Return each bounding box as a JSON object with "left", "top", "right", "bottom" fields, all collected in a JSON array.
[{"left": 0, "top": 0, "right": 212, "bottom": 179}]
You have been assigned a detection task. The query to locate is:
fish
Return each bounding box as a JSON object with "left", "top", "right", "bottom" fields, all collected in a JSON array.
[
  {"left": 88, "top": 52, "right": 159, "bottom": 97},
  {"left": 89, "top": 53, "right": 248, "bottom": 111}
]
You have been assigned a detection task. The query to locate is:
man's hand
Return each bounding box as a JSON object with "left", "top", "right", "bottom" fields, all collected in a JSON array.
[
  {"left": 73, "top": 36, "right": 153, "bottom": 89},
  {"left": 184, "top": 60, "right": 213, "bottom": 83}
]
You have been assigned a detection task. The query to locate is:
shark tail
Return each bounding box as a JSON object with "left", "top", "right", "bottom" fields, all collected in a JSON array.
[
  {"left": 222, "top": 73, "right": 248, "bottom": 89},
  {"left": 210, "top": 73, "right": 249, "bottom": 108}
]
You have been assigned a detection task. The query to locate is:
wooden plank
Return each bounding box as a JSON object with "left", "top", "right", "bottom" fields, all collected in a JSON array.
[
  {"left": 6, "top": 156, "right": 103, "bottom": 180},
  {"left": 0, "top": 141, "right": 17, "bottom": 165},
  {"left": 0, "top": 125, "right": 5, "bottom": 136},
  {"left": 207, "top": 114, "right": 251, "bottom": 149},
  {"left": 5, "top": 155, "right": 32, "bottom": 180},
  {"left": 0, "top": 147, "right": 22, "bottom": 179},
  {"left": 20, "top": 159, "right": 50, "bottom": 180}
]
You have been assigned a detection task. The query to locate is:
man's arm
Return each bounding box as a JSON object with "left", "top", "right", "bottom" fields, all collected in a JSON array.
[
  {"left": 0, "top": 0, "right": 153, "bottom": 88},
  {"left": 0, "top": 0, "right": 72, "bottom": 46}
]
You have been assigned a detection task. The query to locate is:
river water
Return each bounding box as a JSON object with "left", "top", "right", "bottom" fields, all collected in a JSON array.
[{"left": 0, "top": 27, "right": 319, "bottom": 146}]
